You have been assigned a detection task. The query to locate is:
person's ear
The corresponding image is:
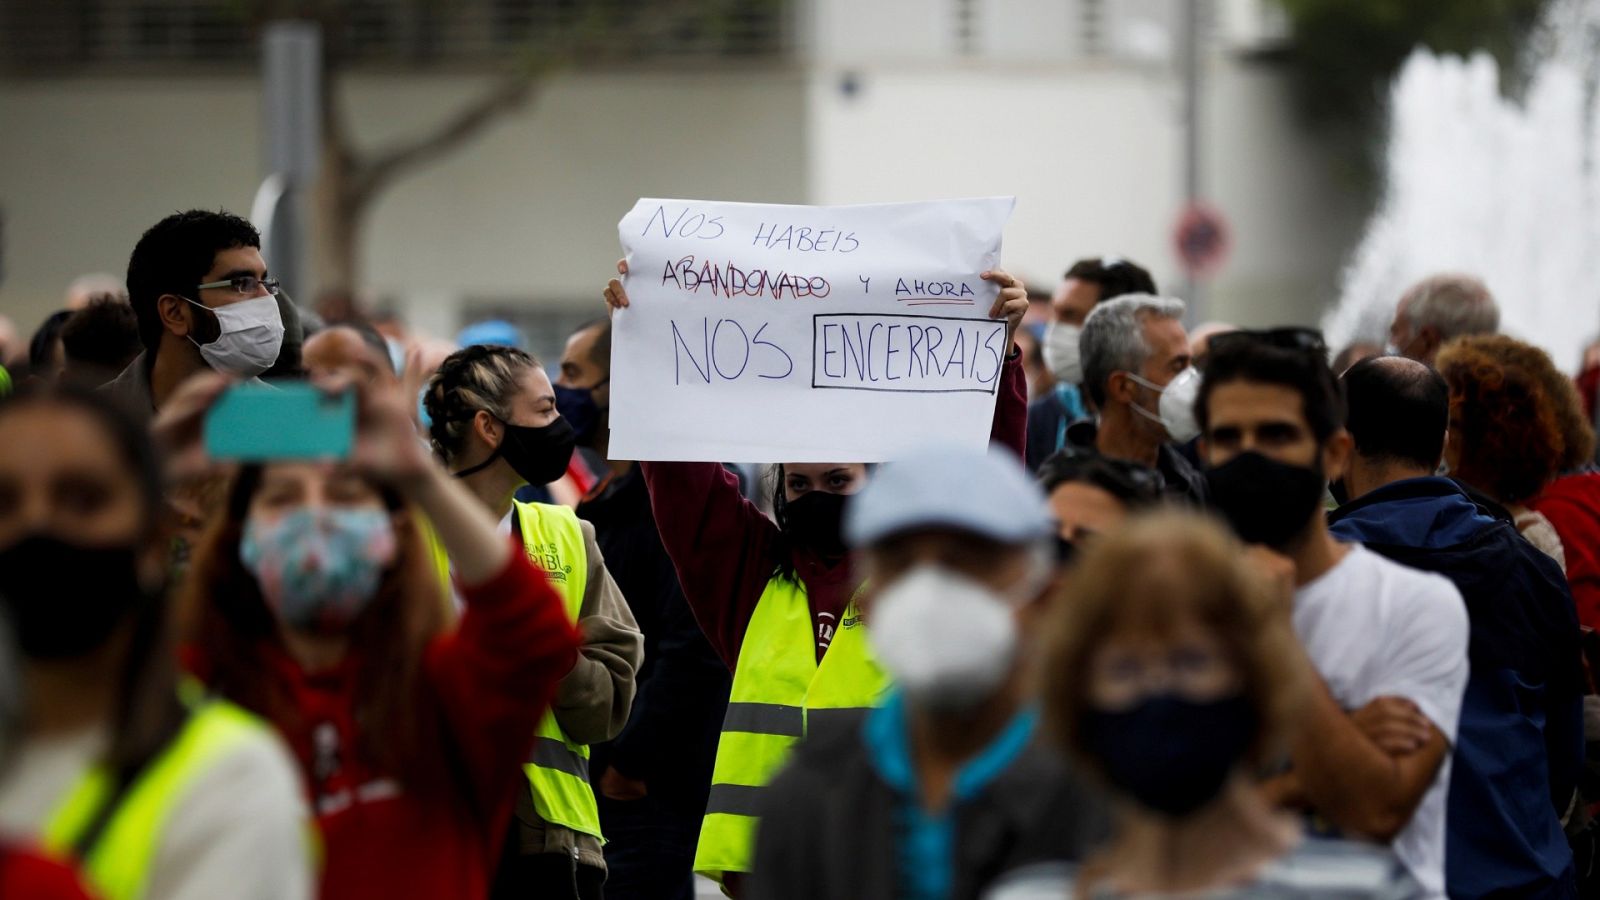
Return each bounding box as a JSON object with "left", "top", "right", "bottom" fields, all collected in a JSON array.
[
  {"left": 157, "top": 293, "right": 193, "bottom": 338},
  {"left": 1322, "top": 429, "right": 1354, "bottom": 481},
  {"left": 472, "top": 409, "right": 503, "bottom": 450},
  {"left": 1108, "top": 371, "right": 1135, "bottom": 405}
]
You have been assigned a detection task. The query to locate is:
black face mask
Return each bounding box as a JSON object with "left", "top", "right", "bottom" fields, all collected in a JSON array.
[
  {"left": 554, "top": 382, "right": 608, "bottom": 447},
  {"left": 456, "top": 417, "right": 577, "bottom": 487},
  {"left": 1205, "top": 451, "right": 1327, "bottom": 548},
  {"left": 0, "top": 533, "right": 145, "bottom": 660},
  {"left": 780, "top": 490, "right": 849, "bottom": 557},
  {"left": 1080, "top": 693, "right": 1256, "bottom": 817}
]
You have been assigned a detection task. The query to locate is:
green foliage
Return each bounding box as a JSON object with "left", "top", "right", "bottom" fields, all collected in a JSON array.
[{"left": 1274, "top": 0, "right": 1548, "bottom": 131}]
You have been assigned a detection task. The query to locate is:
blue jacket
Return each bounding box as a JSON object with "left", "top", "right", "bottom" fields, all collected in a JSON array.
[
  {"left": 1330, "top": 477, "right": 1583, "bottom": 900},
  {"left": 1024, "top": 385, "right": 1088, "bottom": 473}
]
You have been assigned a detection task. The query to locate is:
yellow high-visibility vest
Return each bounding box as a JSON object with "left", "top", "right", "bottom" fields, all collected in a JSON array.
[
  {"left": 693, "top": 576, "right": 888, "bottom": 883},
  {"left": 424, "top": 500, "right": 603, "bottom": 840},
  {"left": 42, "top": 700, "right": 286, "bottom": 900}
]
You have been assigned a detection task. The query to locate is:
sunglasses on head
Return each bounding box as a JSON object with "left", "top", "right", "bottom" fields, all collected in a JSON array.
[
  {"left": 1048, "top": 445, "right": 1167, "bottom": 499},
  {"left": 1208, "top": 327, "right": 1328, "bottom": 358}
]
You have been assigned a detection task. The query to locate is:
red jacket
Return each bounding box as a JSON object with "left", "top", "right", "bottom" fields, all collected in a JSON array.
[
  {"left": 0, "top": 846, "right": 95, "bottom": 900},
  {"left": 641, "top": 354, "right": 1029, "bottom": 669},
  {"left": 1531, "top": 472, "right": 1600, "bottom": 629},
  {"left": 196, "top": 542, "right": 580, "bottom": 900}
]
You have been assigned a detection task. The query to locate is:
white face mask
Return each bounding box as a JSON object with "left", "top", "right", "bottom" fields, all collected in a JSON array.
[
  {"left": 1127, "top": 367, "right": 1201, "bottom": 444},
  {"left": 1043, "top": 321, "right": 1083, "bottom": 385},
  {"left": 186, "top": 295, "right": 284, "bottom": 378},
  {"left": 867, "top": 561, "right": 1044, "bottom": 713}
]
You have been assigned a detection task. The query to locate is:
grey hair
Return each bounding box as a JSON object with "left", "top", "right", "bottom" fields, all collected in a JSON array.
[
  {"left": 423, "top": 345, "right": 542, "bottom": 463},
  {"left": 1080, "top": 293, "right": 1187, "bottom": 408},
  {"left": 1400, "top": 274, "right": 1499, "bottom": 340}
]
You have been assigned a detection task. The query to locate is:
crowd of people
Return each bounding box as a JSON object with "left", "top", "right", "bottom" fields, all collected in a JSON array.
[{"left": 0, "top": 209, "right": 1599, "bottom": 900}]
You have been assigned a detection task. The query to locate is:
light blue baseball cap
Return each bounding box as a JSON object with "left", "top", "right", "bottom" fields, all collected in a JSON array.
[
  {"left": 844, "top": 446, "right": 1053, "bottom": 547},
  {"left": 456, "top": 319, "right": 526, "bottom": 350}
]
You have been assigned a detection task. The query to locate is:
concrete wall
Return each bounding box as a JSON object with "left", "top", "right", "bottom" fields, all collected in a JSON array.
[
  {"left": 0, "top": 69, "right": 810, "bottom": 338},
  {"left": 0, "top": 78, "right": 262, "bottom": 331},
  {"left": 804, "top": 56, "right": 1366, "bottom": 329},
  {"left": 0, "top": 42, "right": 1361, "bottom": 345}
]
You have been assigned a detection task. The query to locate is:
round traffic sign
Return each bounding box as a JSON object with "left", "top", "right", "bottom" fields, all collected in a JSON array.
[{"left": 1174, "top": 203, "right": 1230, "bottom": 276}]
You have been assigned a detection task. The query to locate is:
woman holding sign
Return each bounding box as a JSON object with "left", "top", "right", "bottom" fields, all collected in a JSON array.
[{"left": 604, "top": 261, "right": 1030, "bottom": 894}]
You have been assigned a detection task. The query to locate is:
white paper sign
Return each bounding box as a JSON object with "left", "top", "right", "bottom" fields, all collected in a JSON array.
[{"left": 609, "top": 197, "right": 1017, "bottom": 462}]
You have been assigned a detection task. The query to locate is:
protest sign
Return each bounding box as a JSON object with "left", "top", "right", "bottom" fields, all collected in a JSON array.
[{"left": 609, "top": 197, "right": 1017, "bottom": 462}]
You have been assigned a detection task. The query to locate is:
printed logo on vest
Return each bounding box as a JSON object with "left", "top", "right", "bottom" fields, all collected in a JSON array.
[{"left": 528, "top": 542, "right": 573, "bottom": 584}]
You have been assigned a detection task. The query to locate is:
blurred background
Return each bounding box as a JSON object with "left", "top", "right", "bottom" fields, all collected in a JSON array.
[{"left": 0, "top": 0, "right": 1568, "bottom": 366}]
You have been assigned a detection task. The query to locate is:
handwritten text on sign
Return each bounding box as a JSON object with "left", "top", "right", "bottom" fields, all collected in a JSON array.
[{"left": 609, "top": 197, "right": 1016, "bottom": 462}]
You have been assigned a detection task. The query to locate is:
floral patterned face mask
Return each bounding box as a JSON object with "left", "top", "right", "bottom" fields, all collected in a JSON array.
[{"left": 241, "top": 507, "right": 398, "bottom": 634}]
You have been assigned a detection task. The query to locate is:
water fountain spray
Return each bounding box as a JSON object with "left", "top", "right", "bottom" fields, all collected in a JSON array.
[{"left": 1325, "top": 0, "right": 1600, "bottom": 370}]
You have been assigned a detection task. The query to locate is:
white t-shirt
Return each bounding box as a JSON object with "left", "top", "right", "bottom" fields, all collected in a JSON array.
[
  {"left": 1292, "top": 543, "right": 1469, "bottom": 899},
  {"left": 0, "top": 719, "right": 313, "bottom": 900}
]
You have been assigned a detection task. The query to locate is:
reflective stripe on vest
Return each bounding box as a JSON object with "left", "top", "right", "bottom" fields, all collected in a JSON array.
[
  {"left": 41, "top": 700, "right": 280, "bottom": 900},
  {"left": 424, "top": 501, "right": 603, "bottom": 840},
  {"left": 693, "top": 577, "right": 888, "bottom": 881}
]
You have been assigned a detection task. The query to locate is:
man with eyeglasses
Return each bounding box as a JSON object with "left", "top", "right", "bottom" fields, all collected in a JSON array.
[
  {"left": 1196, "top": 328, "right": 1469, "bottom": 899},
  {"left": 106, "top": 210, "right": 285, "bottom": 415}
]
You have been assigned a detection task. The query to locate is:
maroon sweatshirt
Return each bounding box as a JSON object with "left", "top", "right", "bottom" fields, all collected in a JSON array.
[{"left": 642, "top": 353, "right": 1029, "bottom": 670}]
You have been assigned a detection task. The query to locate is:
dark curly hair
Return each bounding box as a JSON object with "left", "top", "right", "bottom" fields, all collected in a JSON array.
[
  {"left": 422, "top": 343, "right": 542, "bottom": 464},
  {"left": 1437, "top": 335, "right": 1565, "bottom": 504}
]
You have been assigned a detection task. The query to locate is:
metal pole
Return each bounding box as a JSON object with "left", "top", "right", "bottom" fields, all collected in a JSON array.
[
  {"left": 1179, "top": 0, "right": 1204, "bottom": 323},
  {"left": 259, "top": 21, "right": 322, "bottom": 301}
]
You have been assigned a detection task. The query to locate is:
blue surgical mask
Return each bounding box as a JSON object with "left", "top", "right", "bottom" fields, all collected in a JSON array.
[{"left": 241, "top": 507, "right": 398, "bottom": 634}]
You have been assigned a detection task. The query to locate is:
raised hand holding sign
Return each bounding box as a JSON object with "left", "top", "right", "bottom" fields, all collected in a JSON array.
[{"left": 609, "top": 197, "right": 1017, "bottom": 462}]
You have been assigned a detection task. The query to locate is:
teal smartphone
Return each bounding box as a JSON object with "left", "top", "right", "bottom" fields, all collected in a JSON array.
[{"left": 204, "top": 381, "right": 356, "bottom": 461}]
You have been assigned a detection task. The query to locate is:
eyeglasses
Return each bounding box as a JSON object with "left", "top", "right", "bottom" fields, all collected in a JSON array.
[
  {"left": 196, "top": 275, "right": 280, "bottom": 296},
  {"left": 1208, "top": 327, "right": 1327, "bottom": 358}
]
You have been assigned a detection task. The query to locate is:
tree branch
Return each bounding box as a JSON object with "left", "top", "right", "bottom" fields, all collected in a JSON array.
[
  {"left": 348, "top": 71, "right": 542, "bottom": 206},
  {"left": 341, "top": 0, "right": 733, "bottom": 203}
]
